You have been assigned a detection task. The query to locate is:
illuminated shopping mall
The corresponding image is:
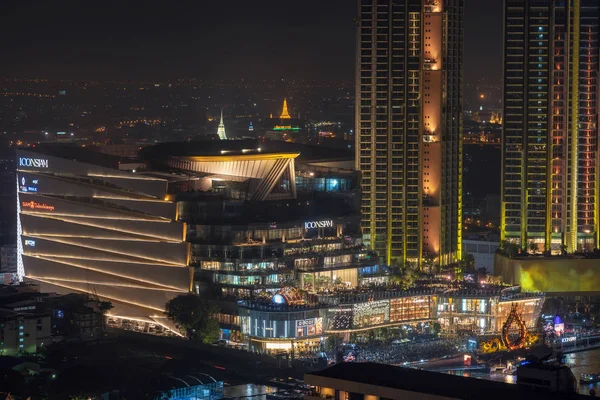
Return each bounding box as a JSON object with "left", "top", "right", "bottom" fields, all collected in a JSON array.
[
  {"left": 237, "top": 286, "right": 544, "bottom": 355},
  {"left": 15, "top": 147, "right": 192, "bottom": 333},
  {"left": 140, "top": 139, "right": 373, "bottom": 342}
]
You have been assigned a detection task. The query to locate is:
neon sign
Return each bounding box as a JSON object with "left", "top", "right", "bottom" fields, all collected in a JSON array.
[
  {"left": 304, "top": 220, "right": 334, "bottom": 229},
  {"left": 24, "top": 240, "right": 35, "bottom": 247},
  {"left": 19, "top": 177, "right": 39, "bottom": 193},
  {"left": 21, "top": 201, "right": 55, "bottom": 211},
  {"left": 19, "top": 157, "right": 49, "bottom": 168},
  {"left": 561, "top": 336, "right": 576, "bottom": 343}
]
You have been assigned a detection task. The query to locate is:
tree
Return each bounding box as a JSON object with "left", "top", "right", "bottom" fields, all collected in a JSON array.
[
  {"left": 389, "top": 261, "right": 419, "bottom": 289},
  {"left": 165, "top": 294, "right": 220, "bottom": 344},
  {"left": 422, "top": 252, "right": 437, "bottom": 273},
  {"left": 461, "top": 252, "right": 475, "bottom": 273},
  {"left": 499, "top": 240, "right": 518, "bottom": 258}
]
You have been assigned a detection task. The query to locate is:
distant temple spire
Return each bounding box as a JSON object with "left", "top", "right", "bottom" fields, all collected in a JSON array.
[
  {"left": 279, "top": 98, "right": 291, "bottom": 119},
  {"left": 217, "top": 108, "right": 227, "bottom": 140}
]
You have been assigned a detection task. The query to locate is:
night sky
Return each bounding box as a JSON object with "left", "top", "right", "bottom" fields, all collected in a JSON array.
[{"left": 0, "top": 0, "right": 502, "bottom": 83}]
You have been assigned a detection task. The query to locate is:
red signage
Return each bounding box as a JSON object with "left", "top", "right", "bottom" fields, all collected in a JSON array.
[{"left": 22, "top": 201, "right": 55, "bottom": 211}]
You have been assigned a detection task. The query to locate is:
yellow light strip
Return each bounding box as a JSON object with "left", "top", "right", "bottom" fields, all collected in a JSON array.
[
  {"left": 24, "top": 233, "right": 179, "bottom": 243},
  {"left": 28, "top": 255, "right": 188, "bottom": 291},
  {"left": 23, "top": 213, "right": 181, "bottom": 241},
  {"left": 26, "top": 275, "right": 185, "bottom": 292},
  {"left": 29, "top": 277, "right": 166, "bottom": 312},
  {"left": 86, "top": 173, "right": 165, "bottom": 181},
  {"left": 182, "top": 152, "right": 300, "bottom": 162},
  {"left": 21, "top": 211, "right": 170, "bottom": 222},
  {"left": 27, "top": 253, "right": 185, "bottom": 267},
  {"left": 569, "top": 0, "right": 580, "bottom": 252},
  {"left": 105, "top": 314, "right": 184, "bottom": 338},
  {"left": 92, "top": 196, "right": 170, "bottom": 203}
]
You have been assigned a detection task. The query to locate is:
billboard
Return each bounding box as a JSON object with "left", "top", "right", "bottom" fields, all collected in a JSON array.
[{"left": 496, "top": 254, "right": 600, "bottom": 293}]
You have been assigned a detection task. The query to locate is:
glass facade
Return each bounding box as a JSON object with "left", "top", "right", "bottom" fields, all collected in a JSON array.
[
  {"left": 239, "top": 290, "right": 544, "bottom": 343},
  {"left": 296, "top": 176, "right": 353, "bottom": 192},
  {"left": 240, "top": 308, "right": 323, "bottom": 339},
  {"left": 436, "top": 292, "right": 544, "bottom": 334}
]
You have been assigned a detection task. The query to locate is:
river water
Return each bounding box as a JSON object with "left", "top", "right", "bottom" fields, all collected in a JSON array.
[{"left": 441, "top": 348, "right": 600, "bottom": 395}]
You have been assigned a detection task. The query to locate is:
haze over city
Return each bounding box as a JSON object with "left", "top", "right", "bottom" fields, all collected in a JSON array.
[{"left": 0, "top": 1, "right": 599, "bottom": 399}]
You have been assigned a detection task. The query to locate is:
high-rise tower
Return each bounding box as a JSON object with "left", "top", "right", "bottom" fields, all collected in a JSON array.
[
  {"left": 501, "top": 0, "right": 599, "bottom": 253},
  {"left": 356, "top": 0, "right": 463, "bottom": 267},
  {"left": 217, "top": 108, "right": 227, "bottom": 140}
]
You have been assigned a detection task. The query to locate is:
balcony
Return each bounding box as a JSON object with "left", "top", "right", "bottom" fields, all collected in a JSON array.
[
  {"left": 423, "top": 131, "right": 439, "bottom": 143},
  {"left": 424, "top": 0, "right": 441, "bottom": 12},
  {"left": 423, "top": 58, "right": 439, "bottom": 70}
]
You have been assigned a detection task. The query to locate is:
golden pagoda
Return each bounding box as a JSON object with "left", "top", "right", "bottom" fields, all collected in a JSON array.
[{"left": 279, "top": 98, "right": 291, "bottom": 119}]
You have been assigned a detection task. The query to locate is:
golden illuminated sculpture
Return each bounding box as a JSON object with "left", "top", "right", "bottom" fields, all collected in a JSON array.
[
  {"left": 479, "top": 303, "right": 536, "bottom": 354},
  {"left": 501, "top": 303, "right": 528, "bottom": 350},
  {"left": 480, "top": 338, "right": 505, "bottom": 354}
]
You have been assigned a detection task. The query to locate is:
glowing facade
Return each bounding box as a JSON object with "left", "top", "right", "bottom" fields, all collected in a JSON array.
[
  {"left": 16, "top": 150, "right": 192, "bottom": 326},
  {"left": 238, "top": 287, "right": 544, "bottom": 353},
  {"left": 501, "top": 0, "right": 600, "bottom": 252},
  {"left": 167, "top": 152, "right": 299, "bottom": 201},
  {"left": 217, "top": 108, "right": 227, "bottom": 140},
  {"left": 279, "top": 98, "right": 291, "bottom": 119},
  {"left": 356, "top": 0, "right": 463, "bottom": 267}
]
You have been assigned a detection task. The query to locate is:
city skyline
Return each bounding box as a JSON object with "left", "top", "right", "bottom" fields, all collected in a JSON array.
[{"left": 0, "top": 0, "right": 600, "bottom": 399}]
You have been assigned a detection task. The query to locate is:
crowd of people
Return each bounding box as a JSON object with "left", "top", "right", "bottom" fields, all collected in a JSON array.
[{"left": 339, "top": 337, "right": 466, "bottom": 364}]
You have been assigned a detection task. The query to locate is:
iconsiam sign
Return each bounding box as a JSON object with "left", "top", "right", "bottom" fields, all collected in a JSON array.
[
  {"left": 19, "top": 157, "right": 49, "bottom": 168},
  {"left": 304, "top": 220, "right": 334, "bottom": 229}
]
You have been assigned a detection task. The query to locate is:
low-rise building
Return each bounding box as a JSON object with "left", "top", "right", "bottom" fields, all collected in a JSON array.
[
  {"left": 0, "top": 284, "right": 104, "bottom": 347},
  {"left": 0, "top": 308, "right": 51, "bottom": 356},
  {"left": 462, "top": 239, "right": 499, "bottom": 273},
  {"left": 0, "top": 244, "right": 17, "bottom": 273}
]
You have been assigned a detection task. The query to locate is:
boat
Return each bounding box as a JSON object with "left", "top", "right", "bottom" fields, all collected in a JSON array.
[{"left": 580, "top": 373, "right": 600, "bottom": 384}]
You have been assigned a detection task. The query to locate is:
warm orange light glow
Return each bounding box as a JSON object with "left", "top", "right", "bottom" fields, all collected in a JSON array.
[{"left": 21, "top": 201, "right": 55, "bottom": 211}]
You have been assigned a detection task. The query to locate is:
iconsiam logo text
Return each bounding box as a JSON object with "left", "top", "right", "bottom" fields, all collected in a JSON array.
[
  {"left": 19, "top": 157, "right": 49, "bottom": 168},
  {"left": 304, "top": 220, "right": 334, "bottom": 229}
]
